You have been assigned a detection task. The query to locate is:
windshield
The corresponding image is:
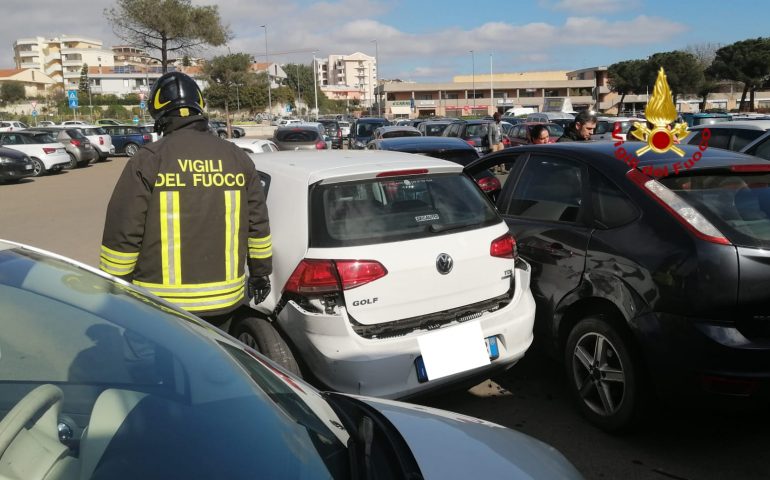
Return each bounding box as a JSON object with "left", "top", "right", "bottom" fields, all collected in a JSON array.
[
  {"left": 0, "top": 246, "right": 349, "bottom": 479},
  {"left": 310, "top": 173, "right": 500, "bottom": 247},
  {"left": 356, "top": 122, "right": 381, "bottom": 137},
  {"left": 660, "top": 172, "right": 770, "bottom": 248}
]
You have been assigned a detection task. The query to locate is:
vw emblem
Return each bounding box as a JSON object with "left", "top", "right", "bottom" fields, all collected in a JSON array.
[{"left": 436, "top": 253, "right": 453, "bottom": 275}]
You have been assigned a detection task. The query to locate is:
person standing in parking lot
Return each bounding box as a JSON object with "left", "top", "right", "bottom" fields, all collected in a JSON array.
[
  {"left": 99, "top": 72, "right": 272, "bottom": 329},
  {"left": 558, "top": 111, "right": 597, "bottom": 142},
  {"left": 488, "top": 112, "right": 505, "bottom": 152}
]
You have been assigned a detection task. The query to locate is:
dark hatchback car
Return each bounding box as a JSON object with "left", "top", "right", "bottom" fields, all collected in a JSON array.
[
  {"left": 348, "top": 117, "right": 390, "bottom": 149},
  {"left": 0, "top": 146, "right": 34, "bottom": 183},
  {"left": 442, "top": 120, "right": 493, "bottom": 154},
  {"left": 102, "top": 125, "right": 154, "bottom": 156},
  {"left": 273, "top": 124, "right": 328, "bottom": 151},
  {"left": 318, "top": 119, "right": 343, "bottom": 149},
  {"left": 368, "top": 136, "right": 502, "bottom": 200},
  {"left": 467, "top": 143, "right": 770, "bottom": 431}
]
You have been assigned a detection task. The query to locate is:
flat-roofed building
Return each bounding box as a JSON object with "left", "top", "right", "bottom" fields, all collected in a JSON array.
[{"left": 0, "top": 68, "right": 56, "bottom": 97}]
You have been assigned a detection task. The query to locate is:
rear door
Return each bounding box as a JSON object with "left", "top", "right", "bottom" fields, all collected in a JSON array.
[{"left": 307, "top": 173, "right": 511, "bottom": 325}]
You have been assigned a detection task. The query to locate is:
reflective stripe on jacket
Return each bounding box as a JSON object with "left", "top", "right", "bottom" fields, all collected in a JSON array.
[{"left": 100, "top": 116, "right": 272, "bottom": 315}]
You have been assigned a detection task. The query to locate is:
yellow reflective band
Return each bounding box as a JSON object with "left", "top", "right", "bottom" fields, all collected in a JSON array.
[
  {"left": 249, "top": 235, "right": 271, "bottom": 246},
  {"left": 100, "top": 245, "right": 139, "bottom": 262},
  {"left": 99, "top": 261, "right": 135, "bottom": 276},
  {"left": 134, "top": 275, "right": 245, "bottom": 291},
  {"left": 153, "top": 88, "right": 170, "bottom": 110},
  {"left": 139, "top": 282, "right": 243, "bottom": 299},
  {"left": 160, "top": 191, "right": 182, "bottom": 286},
  {"left": 249, "top": 250, "right": 272, "bottom": 259},
  {"left": 162, "top": 286, "right": 246, "bottom": 312},
  {"left": 224, "top": 190, "right": 241, "bottom": 280}
]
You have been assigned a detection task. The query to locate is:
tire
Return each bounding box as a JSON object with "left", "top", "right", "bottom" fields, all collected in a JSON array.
[
  {"left": 30, "top": 157, "right": 46, "bottom": 177},
  {"left": 67, "top": 153, "right": 78, "bottom": 169},
  {"left": 124, "top": 143, "right": 139, "bottom": 157},
  {"left": 218, "top": 131, "right": 227, "bottom": 139},
  {"left": 564, "top": 315, "right": 647, "bottom": 432},
  {"left": 233, "top": 131, "right": 241, "bottom": 138},
  {"left": 234, "top": 316, "right": 301, "bottom": 376}
]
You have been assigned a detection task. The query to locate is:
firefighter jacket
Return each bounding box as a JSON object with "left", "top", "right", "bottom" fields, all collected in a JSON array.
[{"left": 100, "top": 116, "right": 272, "bottom": 316}]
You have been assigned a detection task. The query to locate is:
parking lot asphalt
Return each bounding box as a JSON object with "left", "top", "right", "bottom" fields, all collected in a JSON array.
[{"left": 1, "top": 150, "right": 769, "bottom": 480}]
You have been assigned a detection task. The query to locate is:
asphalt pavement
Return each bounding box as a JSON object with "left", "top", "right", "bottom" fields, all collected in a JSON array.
[{"left": 1, "top": 150, "right": 769, "bottom": 480}]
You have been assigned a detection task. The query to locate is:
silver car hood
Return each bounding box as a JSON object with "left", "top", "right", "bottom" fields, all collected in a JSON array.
[{"left": 356, "top": 396, "right": 583, "bottom": 479}]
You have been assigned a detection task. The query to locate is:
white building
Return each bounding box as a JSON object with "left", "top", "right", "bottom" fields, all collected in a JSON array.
[
  {"left": 250, "top": 62, "right": 287, "bottom": 89},
  {"left": 85, "top": 65, "right": 206, "bottom": 97},
  {"left": 13, "top": 35, "right": 115, "bottom": 91},
  {"left": 316, "top": 52, "right": 377, "bottom": 107}
]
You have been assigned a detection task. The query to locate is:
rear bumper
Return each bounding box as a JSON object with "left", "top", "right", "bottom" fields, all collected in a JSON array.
[
  {"left": 636, "top": 311, "right": 770, "bottom": 399},
  {"left": 43, "top": 153, "right": 70, "bottom": 169},
  {"left": 277, "top": 261, "right": 536, "bottom": 398}
]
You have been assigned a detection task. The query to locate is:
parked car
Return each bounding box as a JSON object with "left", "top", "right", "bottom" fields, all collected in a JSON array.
[
  {"left": 277, "top": 118, "right": 302, "bottom": 127},
  {"left": 349, "top": 117, "right": 390, "bottom": 149},
  {"left": 466, "top": 143, "right": 770, "bottom": 431},
  {"left": 371, "top": 125, "right": 422, "bottom": 142},
  {"left": 60, "top": 120, "right": 89, "bottom": 126},
  {"left": 0, "top": 146, "right": 34, "bottom": 183},
  {"left": 37, "top": 120, "right": 56, "bottom": 127},
  {"left": 101, "top": 125, "right": 154, "bottom": 156},
  {"left": 526, "top": 112, "right": 575, "bottom": 124},
  {"left": 318, "top": 119, "right": 343, "bottom": 149},
  {"left": 685, "top": 120, "right": 770, "bottom": 152},
  {"left": 507, "top": 122, "right": 564, "bottom": 147},
  {"left": 227, "top": 138, "right": 279, "bottom": 154},
  {"left": 272, "top": 124, "right": 328, "bottom": 151},
  {"left": 0, "top": 121, "right": 29, "bottom": 132},
  {"left": 418, "top": 120, "right": 453, "bottom": 137},
  {"left": 740, "top": 129, "right": 770, "bottom": 161},
  {"left": 0, "top": 239, "right": 581, "bottom": 480},
  {"left": 681, "top": 112, "right": 732, "bottom": 127},
  {"left": 209, "top": 120, "right": 245, "bottom": 139},
  {"left": 139, "top": 123, "right": 160, "bottom": 142},
  {"left": 442, "top": 120, "right": 494, "bottom": 154},
  {"left": 338, "top": 120, "right": 351, "bottom": 139},
  {"left": 0, "top": 131, "right": 69, "bottom": 176},
  {"left": 77, "top": 126, "right": 115, "bottom": 161},
  {"left": 241, "top": 151, "right": 536, "bottom": 399},
  {"left": 27, "top": 127, "right": 98, "bottom": 168},
  {"left": 591, "top": 116, "right": 645, "bottom": 141},
  {"left": 95, "top": 119, "right": 121, "bottom": 126},
  {"left": 367, "top": 136, "right": 502, "bottom": 201}
]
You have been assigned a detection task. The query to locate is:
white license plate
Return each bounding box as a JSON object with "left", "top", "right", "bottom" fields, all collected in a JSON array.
[
  {"left": 417, "top": 321, "right": 491, "bottom": 381},
  {"left": 24, "top": 164, "right": 33, "bottom": 170}
]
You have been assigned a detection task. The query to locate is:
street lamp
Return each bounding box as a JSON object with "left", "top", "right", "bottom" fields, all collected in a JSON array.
[
  {"left": 470, "top": 50, "right": 476, "bottom": 112},
  {"left": 259, "top": 25, "right": 271, "bottom": 120},
  {"left": 370, "top": 40, "right": 380, "bottom": 116},
  {"left": 312, "top": 50, "right": 319, "bottom": 120},
  {"left": 296, "top": 63, "right": 301, "bottom": 117}
]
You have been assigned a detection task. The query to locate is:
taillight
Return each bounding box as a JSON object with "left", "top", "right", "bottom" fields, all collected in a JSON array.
[
  {"left": 476, "top": 176, "right": 501, "bottom": 193},
  {"left": 337, "top": 129, "right": 342, "bottom": 138},
  {"left": 626, "top": 169, "right": 730, "bottom": 245},
  {"left": 99, "top": 136, "right": 104, "bottom": 145},
  {"left": 283, "top": 259, "right": 387, "bottom": 295},
  {"left": 502, "top": 137, "right": 511, "bottom": 146},
  {"left": 490, "top": 233, "right": 516, "bottom": 259},
  {"left": 43, "top": 147, "right": 56, "bottom": 154},
  {"left": 70, "top": 139, "right": 81, "bottom": 147},
  {"left": 316, "top": 141, "right": 327, "bottom": 149},
  {"left": 143, "top": 134, "right": 152, "bottom": 141},
  {"left": 465, "top": 139, "right": 476, "bottom": 147}
]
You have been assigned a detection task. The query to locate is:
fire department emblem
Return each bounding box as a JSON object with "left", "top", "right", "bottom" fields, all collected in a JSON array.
[{"left": 630, "top": 68, "right": 689, "bottom": 157}]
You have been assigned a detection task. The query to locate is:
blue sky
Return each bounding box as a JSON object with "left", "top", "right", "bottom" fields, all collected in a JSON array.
[{"left": 3, "top": 0, "right": 769, "bottom": 82}]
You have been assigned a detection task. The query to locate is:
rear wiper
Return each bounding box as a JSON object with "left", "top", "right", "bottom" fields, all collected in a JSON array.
[{"left": 429, "top": 222, "right": 468, "bottom": 233}]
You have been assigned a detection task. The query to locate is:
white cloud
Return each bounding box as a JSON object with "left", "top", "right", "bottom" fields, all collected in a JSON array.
[{"left": 540, "top": 0, "right": 638, "bottom": 13}]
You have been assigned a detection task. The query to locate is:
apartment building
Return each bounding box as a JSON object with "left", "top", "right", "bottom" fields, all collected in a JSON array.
[
  {"left": 0, "top": 69, "right": 56, "bottom": 97},
  {"left": 13, "top": 35, "right": 115, "bottom": 90},
  {"left": 316, "top": 52, "right": 377, "bottom": 106}
]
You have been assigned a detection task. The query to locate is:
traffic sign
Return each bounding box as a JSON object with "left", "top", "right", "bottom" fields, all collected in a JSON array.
[
  {"left": 139, "top": 101, "right": 146, "bottom": 110},
  {"left": 133, "top": 116, "right": 139, "bottom": 125},
  {"left": 31, "top": 110, "right": 38, "bottom": 117},
  {"left": 30, "top": 101, "right": 37, "bottom": 109},
  {"left": 69, "top": 98, "right": 79, "bottom": 109},
  {"left": 67, "top": 90, "right": 78, "bottom": 101}
]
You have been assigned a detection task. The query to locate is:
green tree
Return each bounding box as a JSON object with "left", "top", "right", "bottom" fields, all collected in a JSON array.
[
  {"left": 708, "top": 37, "right": 770, "bottom": 111},
  {"left": 203, "top": 53, "right": 252, "bottom": 136},
  {"left": 105, "top": 0, "right": 231, "bottom": 72},
  {"left": 642, "top": 51, "right": 704, "bottom": 105},
  {"left": 607, "top": 59, "right": 647, "bottom": 112},
  {"left": 685, "top": 43, "right": 721, "bottom": 112},
  {"left": 0, "top": 83, "right": 26, "bottom": 103},
  {"left": 78, "top": 64, "right": 90, "bottom": 93}
]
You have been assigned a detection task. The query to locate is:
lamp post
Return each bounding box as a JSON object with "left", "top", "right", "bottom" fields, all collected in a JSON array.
[
  {"left": 370, "top": 39, "right": 380, "bottom": 116},
  {"left": 490, "top": 53, "right": 493, "bottom": 115},
  {"left": 470, "top": 50, "right": 476, "bottom": 112},
  {"left": 312, "top": 51, "right": 319, "bottom": 120},
  {"left": 296, "top": 63, "right": 302, "bottom": 117},
  {"left": 260, "top": 25, "right": 272, "bottom": 120}
]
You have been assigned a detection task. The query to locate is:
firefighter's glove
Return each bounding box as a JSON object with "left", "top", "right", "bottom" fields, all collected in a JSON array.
[{"left": 248, "top": 276, "right": 271, "bottom": 304}]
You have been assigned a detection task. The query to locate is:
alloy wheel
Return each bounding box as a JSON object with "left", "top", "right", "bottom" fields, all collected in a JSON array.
[
  {"left": 238, "top": 332, "right": 258, "bottom": 350},
  {"left": 571, "top": 332, "right": 626, "bottom": 417}
]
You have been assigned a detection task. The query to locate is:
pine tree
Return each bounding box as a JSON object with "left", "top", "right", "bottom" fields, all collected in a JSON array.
[{"left": 78, "top": 64, "right": 90, "bottom": 93}]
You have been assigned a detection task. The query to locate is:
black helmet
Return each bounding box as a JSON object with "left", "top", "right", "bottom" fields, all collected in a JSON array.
[{"left": 148, "top": 71, "right": 205, "bottom": 121}]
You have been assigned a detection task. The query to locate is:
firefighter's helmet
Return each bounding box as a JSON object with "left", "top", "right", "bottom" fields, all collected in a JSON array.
[{"left": 148, "top": 72, "right": 205, "bottom": 121}]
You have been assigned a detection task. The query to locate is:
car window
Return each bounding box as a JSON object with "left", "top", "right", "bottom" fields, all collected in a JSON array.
[
  {"left": 66, "top": 129, "right": 86, "bottom": 139},
  {"left": 590, "top": 171, "right": 638, "bottom": 228},
  {"left": 465, "top": 124, "right": 488, "bottom": 137},
  {"left": 705, "top": 131, "right": 731, "bottom": 150},
  {"left": 1, "top": 134, "right": 22, "bottom": 145},
  {"left": 355, "top": 123, "right": 377, "bottom": 136},
  {"left": 382, "top": 130, "right": 421, "bottom": 138},
  {"left": 424, "top": 124, "right": 449, "bottom": 136},
  {"left": 517, "top": 126, "right": 528, "bottom": 140},
  {"left": 545, "top": 124, "right": 565, "bottom": 137},
  {"left": 28, "top": 133, "right": 57, "bottom": 143},
  {"left": 732, "top": 129, "right": 764, "bottom": 151},
  {"left": 309, "top": 173, "right": 500, "bottom": 247},
  {"left": 660, "top": 172, "right": 770, "bottom": 248},
  {"left": 275, "top": 129, "right": 319, "bottom": 142},
  {"left": 507, "top": 155, "right": 584, "bottom": 223},
  {"left": 594, "top": 121, "right": 610, "bottom": 135},
  {"left": 747, "top": 136, "right": 770, "bottom": 161}
]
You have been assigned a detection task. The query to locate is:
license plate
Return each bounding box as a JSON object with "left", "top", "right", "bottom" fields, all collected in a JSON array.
[
  {"left": 24, "top": 164, "right": 33, "bottom": 170},
  {"left": 416, "top": 322, "right": 491, "bottom": 382}
]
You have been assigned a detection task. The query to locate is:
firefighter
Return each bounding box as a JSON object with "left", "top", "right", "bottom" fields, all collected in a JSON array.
[{"left": 99, "top": 72, "right": 272, "bottom": 328}]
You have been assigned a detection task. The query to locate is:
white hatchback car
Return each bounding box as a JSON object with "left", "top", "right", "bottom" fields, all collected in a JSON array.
[
  {"left": 0, "top": 131, "right": 69, "bottom": 176},
  {"left": 238, "top": 151, "right": 536, "bottom": 399},
  {"left": 78, "top": 126, "right": 115, "bottom": 161},
  {"left": 227, "top": 138, "right": 278, "bottom": 154}
]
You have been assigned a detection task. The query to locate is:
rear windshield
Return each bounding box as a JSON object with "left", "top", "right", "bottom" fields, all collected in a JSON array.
[
  {"left": 544, "top": 124, "right": 565, "bottom": 137},
  {"left": 465, "top": 124, "right": 489, "bottom": 137},
  {"left": 309, "top": 173, "right": 500, "bottom": 247},
  {"left": 66, "top": 129, "right": 86, "bottom": 139},
  {"left": 275, "top": 129, "right": 319, "bottom": 142},
  {"left": 82, "top": 127, "right": 107, "bottom": 135},
  {"left": 660, "top": 172, "right": 770, "bottom": 248},
  {"left": 693, "top": 116, "right": 731, "bottom": 126},
  {"left": 424, "top": 124, "right": 449, "bottom": 136},
  {"left": 382, "top": 130, "right": 421, "bottom": 139},
  {"left": 355, "top": 123, "right": 382, "bottom": 137}
]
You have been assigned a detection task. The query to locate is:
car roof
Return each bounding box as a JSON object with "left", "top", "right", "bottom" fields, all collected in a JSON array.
[
  {"left": 253, "top": 150, "right": 461, "bottom": 185},
  {"left": 354, "top": 117, "right": 388, "bottom": 123},
  {"left": 377, "top": 125, "right": 420, "bottom": 132},
  {"left": 690, "top": 120, "right": 770, "bottom": 130},
  {"left": 376, "top": 136, "right": 475, "bottom": 152}
]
